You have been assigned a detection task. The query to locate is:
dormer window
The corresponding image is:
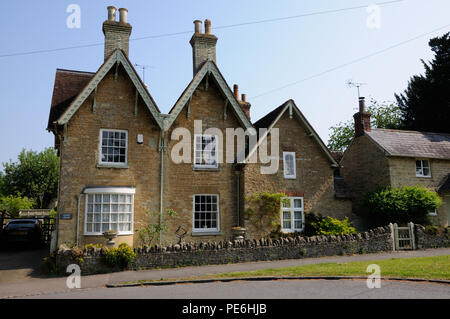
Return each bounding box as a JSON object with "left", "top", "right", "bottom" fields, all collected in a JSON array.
[
  {"left": 415, "top": 159, "right": 431, "bottom": 177},
  {"left": 194, "top": 134, "right": 218, "bottom": 168},
  {"left": 99, "top": 129, "right": 128, "bottom": 166}
]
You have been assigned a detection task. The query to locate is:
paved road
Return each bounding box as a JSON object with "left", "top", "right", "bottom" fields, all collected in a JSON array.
[
  {"left": 0, "top": 245, "right": 49, "bottom": 284},
  {"left": 21, "top": 279, "right": 450, "bottom": 299},
  {"left": 1, "top": 248, "right": 449, "bottom": 298}
]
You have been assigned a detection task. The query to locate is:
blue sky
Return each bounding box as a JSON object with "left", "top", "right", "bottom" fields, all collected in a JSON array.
[{"left": 0, "top": 0, "right": 449, "bottom": 166}]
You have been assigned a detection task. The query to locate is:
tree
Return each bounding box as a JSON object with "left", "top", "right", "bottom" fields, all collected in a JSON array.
[
  {"left": 395, "top": 32, "right": 450, "bottom": 133},
  {"left": 327, "top": 99, "right": 403, "bottom": 151},
  {"left": 1, "top": 148, "right": 59, "bottom": 209},
  {"left": 0, "top": 195, "right": 36, "bottom": 217}
]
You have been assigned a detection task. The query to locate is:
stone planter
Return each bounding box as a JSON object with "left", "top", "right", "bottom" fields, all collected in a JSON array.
[
  {"left": 231, "top": 227, "right": 246, "bottom": 241},
  {"left": 103, "top": 230, "right": 118, "bottom": 247}
]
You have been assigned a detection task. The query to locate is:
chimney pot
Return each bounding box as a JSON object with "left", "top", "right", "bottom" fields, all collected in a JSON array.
[
  {"left": 118, "top": 8, "right": 128, "bottom": 23},
  {"left": 193, "top": 20, "right": 202, "bottom": 33},
  {"left": 107, "top": 6, "right": 117, "bottom": 21},
  {"left": 233, "top": 84, "right": 239, "bottom": 100},
  {"left": 204, "top": 19, "right": 212, "bottom": 34},
  {"left": 359, "top": 96, "right": 366, "bottom": 113},
  {"left": 353, "top": 97, "right": 371, "bottom": 137},
  {"left": 241, "top": 94, "right": 246, "bottom": 102}
]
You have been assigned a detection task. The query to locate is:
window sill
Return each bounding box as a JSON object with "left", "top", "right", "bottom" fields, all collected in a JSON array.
[
  {"left": 83, "top": 232, "right": 134, "bottom": 236},
  {"left": 96, "top": 164, "right": 129, "bottom": 169},
  {"left": 191, "top": 231, "right": 222, "bottom": 236},
  {"left": 281, "top": 229, "right": 303, "bottom": 233},
  {"left": 415, "top": 175, "right": 432, "bottom": 178},
  {"left": 284, "top": 176, "right": 296, "bottom": 179},
  {"left": 193, "top": 166, "right": 220, "bottom": 171}
]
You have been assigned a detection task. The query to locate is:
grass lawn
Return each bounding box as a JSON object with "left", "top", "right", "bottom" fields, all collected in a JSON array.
[{"left": 127, "top": 255, "right": 450, "bottom": 284}]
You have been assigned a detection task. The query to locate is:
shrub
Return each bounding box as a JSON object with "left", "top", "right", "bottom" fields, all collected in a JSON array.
[
  {"left": 310, "top": 216, "right": 357, "bottom": 235},
  {"left": 245, "top": 192, "right": 288, "bottom": 236},
  {"left": 103, "top": 243, "right": 136, "bottom": 268},
  {"left": 303, "top": 212, "right": 324, "bottom": 236},
  {"left": 361, "top": 186, "right": 442, "bottom": 226}
]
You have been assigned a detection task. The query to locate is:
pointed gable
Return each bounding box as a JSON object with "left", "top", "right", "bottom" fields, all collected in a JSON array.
[
  {"left": 247, "top": 99, "right": 338, "bottom": 167},
  {"left": 54, "top": 49, "right": 164, "bottom": 130},
  {"left": 165, "top": 60, "right": 254, "bottom": 132}
]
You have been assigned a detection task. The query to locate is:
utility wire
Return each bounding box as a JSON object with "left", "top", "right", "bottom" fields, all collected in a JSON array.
[
  {"left": 249, "top": 23, "right": 450, "bottom": 100},
  {"left": 0, "top": 0, "right": 404, "bottom": 58}
]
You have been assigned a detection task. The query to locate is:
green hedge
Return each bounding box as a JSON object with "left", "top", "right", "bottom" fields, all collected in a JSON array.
[{"left": 362, "top": 186, "right": 442, "bottom": 226}]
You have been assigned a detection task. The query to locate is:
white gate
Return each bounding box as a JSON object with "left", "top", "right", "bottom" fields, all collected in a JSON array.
[{"left": 391, "top": 222, "right": 415, "bottom": 250}]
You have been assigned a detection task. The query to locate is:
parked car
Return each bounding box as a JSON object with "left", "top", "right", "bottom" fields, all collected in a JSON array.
[{"left": 2, "top": 219, "right": 43, "bottom": 247}]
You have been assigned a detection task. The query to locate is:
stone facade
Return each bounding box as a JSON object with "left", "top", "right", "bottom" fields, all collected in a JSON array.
[
  {"left": 163, "top": 78, "right": 244, "bottom": 244},
  {"left": 389, "top": 157, "right": 450, "bottom": 226},
  {"left": 243, "top": 110, "right": 352, "bottom": 238},
  {"left": 57, "top": 67, "right": 162, "bottom": 247}
]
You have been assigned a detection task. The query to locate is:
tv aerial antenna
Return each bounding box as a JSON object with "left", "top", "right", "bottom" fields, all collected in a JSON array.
[
  {"left": 134, "top": 64, "right": 154, "bottom": 85},
  {"left": 346, "top": 79, "right": 367, "bottom": 99}
]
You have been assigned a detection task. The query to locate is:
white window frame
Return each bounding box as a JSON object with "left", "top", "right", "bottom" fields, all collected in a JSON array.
[
  {"left": 99, "top": 129, "right": 128, "bottom": 167},
  {"left": 283, "top": 152, "right": 296, "bottom": 179},
  {"left": 192, "top": 194, "right": 220, "bottom": 233},
  {"left": 280, "top": 197, "right": 304, "bottom": 233},
  {"left": 428, "top": 209, "right": 438, "bottom": 216},
  {"left": 193, "top": 134, "right": 219, "bottom": 169},
  {"left": 84, "top": 188, "right": 135, "bottom": 236},
  {"left": 415, "top": 159, "right": 431, "bottom": 178}
]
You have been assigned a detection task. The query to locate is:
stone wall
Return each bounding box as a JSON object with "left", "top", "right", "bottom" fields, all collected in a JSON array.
[
  {"left": 56, "top": 226, "right": 393, "bottom": 275},
  {"left": 415, "top": 225, "right": 450, "bottom": 249}
]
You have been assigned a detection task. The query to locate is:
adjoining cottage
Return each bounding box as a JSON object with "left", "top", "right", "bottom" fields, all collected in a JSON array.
[
  {"left": 47, "top": 7, "right": 353, "bottom": 247},
  {"left": 241, "top": 100, "right": 352, "bottom": 238},
  {"left": 340, "top": 97, "right": 450, "bottom": 228}
]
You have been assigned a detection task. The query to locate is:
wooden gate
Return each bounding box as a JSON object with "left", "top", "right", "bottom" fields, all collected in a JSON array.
[{"left": 392, "top": 222, "right": 415, "bottom": 250}]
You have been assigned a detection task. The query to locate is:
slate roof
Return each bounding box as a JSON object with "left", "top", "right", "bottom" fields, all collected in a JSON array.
[
  {"left": 47, "top": 69, "right": 94, "bottom": 131},
  {"left": 253, "top": 101, "right": 288, "bottom": 131},
  {"left": 366, "top": 129, "right": 450, "bottom": 160}
]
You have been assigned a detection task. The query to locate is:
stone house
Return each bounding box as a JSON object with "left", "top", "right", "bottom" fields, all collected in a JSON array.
[
  {"left": 340, "top": 97, "right": 450, "bottom": 227},
  {"left": 47, "top": 7, "right": 352, "bottom": 247}
]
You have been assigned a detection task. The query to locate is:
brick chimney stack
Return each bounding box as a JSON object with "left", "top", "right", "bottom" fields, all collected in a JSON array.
[
  {"left": 190, "top": 19, "right": 218, "bottom": 76},
  {"left": 102, "top": 6, "right": 132, "bottom": 61},
  {"left": 353, "top": 97, "right": 371, "bottom": 137},
  {"left": 233, "top": 84, "right": 251, "bottom": 120}
]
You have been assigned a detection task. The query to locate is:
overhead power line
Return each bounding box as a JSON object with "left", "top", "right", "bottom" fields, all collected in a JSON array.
[
  {"left": 0, "top": 0, "right": 404, "bottom": 58},
  {"left": 249, "top": 23, "right": 450, "bottom": 100}
]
